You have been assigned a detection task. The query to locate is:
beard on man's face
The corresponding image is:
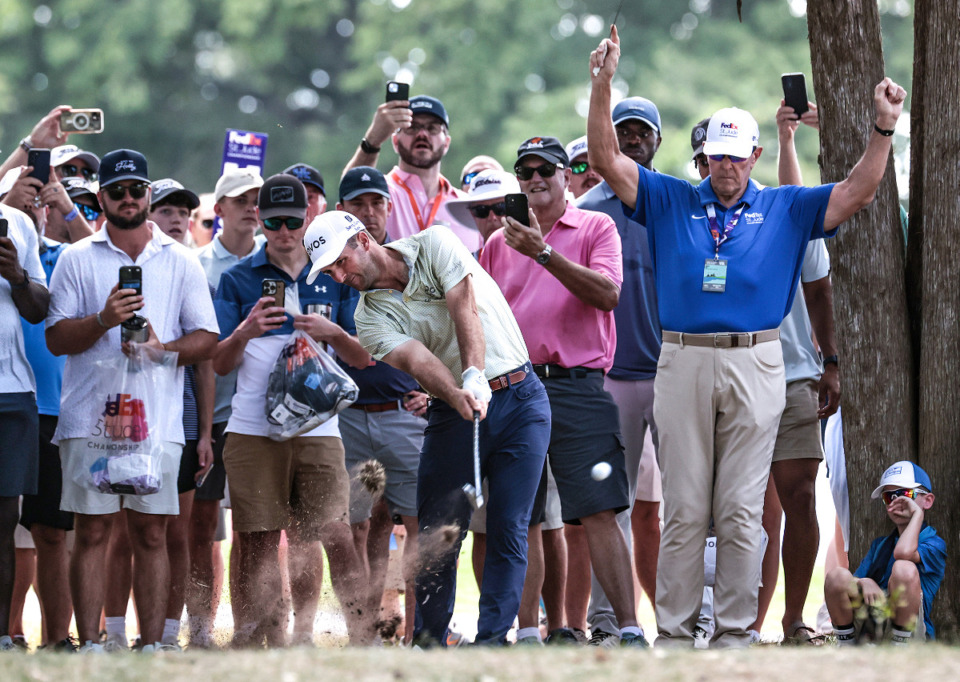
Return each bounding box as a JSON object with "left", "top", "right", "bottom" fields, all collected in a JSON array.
[{"left": 104, "top": 205, "right": 149, "bottom": 230}]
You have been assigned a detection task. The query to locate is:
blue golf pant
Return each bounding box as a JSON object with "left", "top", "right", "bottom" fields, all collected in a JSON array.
[{"left": 414, "top": 367, "right": 550, "bottom": 645}]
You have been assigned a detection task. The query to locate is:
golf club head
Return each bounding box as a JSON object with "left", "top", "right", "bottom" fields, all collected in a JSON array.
[{"left": 462, "top": 483, "right": 481, "bottom": 509}]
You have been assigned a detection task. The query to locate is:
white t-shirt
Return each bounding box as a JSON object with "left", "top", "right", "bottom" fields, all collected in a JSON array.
[
  {"left": 46, "top": 223, "right": 219, "bottom": 444},
  {"left": 780, "top": 239, "right": 830, "bottom": 384},
  {"left": 0, "top": 206, "right": 46, "bottom": 395}
]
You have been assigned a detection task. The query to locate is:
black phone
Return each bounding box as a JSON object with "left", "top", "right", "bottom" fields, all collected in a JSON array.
[
  {"left": 119, "top": 265, "right": 142, "bottom": 296},
  {"left": 0, "top": 218, "right": 7, "bottom": 239},
  {"left": 504, "top": 193, "right": 530, "bottom": 227},
  {"left": 261, "top": 279, "right": 285, "bottom": 315},
  {"left": 386, "top": 81, "right": 409, "bottom": 103},
  {"left": 781, "top": 73, "right": 809, "bottom": 116},
  {"left": 27, "top": 149, "right": 51, "bottom": 185}
]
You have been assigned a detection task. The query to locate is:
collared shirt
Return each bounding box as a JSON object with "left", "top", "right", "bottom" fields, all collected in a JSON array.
[
  {"left": 781, "top": 240, "right": 830, "bottom": 383},
  {"left": 21, "top": 236, "right": 68, "bottom": 414},
  {"left": 214, "top": 242, "right": 359, "bottom": 438},
  {"left": 0, "top": 206, "right": 46, "bottom": 395},
  {"left": 46, "top": 223, "right": 219, "bottom": 444},
  {"left": 385, "top": 167, "right": 481, "bottom": 253},
  {"left": 578, "top": 181, "right": 660, "bottom": 380},
  {"left": 627, "top": 166, "right": 835, "bottom": 333},
  {"left": 355, "top": 226, "right": 528, "bottom": 382},
  {"left": 480, "top": 203, "right": 622, "bottom": 373}
]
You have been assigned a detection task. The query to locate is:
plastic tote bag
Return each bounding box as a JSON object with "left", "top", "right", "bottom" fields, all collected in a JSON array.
[
  {"left": 70, "top": 344, "right": 179, "bottom": 495},
  {"left": 265, "top": 329, "right": 358, "bottom": 441}
]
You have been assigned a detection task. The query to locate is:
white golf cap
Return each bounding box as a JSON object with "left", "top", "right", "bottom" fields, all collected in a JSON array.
[
  {"left": 445, "top": 169, "right": 521, "bottom": 229},
  {"left": 51, "top": 144, "right": 101, "bottom": 171},
  {"left": 214, "top": 168, "right": 264, "bottom": 202},
  {"left": 870, "top": 460, "right": 933, "bottom": 499},
  {"left": 564, "top": 135, "right": 588, "bottom": 162},
  {"left": 304, "top": 210, "right": 366, "bottom": 284},
  {"left": 702, "top": 107, "right": 760, "bottom": 159}
]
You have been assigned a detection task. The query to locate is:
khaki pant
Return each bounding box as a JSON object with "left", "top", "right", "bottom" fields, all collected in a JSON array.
[{"left": 653, "top": 338, "right": 785, "bottom": 648}]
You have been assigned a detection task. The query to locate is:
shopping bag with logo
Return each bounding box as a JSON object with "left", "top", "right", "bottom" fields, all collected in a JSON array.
[
  {"left": 70, "top": 344, "right": 179, "bottom": 495},
  {"left": 265, "top": 329, "right": 358, "bottom": 441}
]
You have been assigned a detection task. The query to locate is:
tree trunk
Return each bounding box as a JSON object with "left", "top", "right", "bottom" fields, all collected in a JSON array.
[
  {"left": 910, "top": 0, "right": 960, "bottom": 642},
  {"left": 806, "top": 0, "right": 916, "bottom": 562}
]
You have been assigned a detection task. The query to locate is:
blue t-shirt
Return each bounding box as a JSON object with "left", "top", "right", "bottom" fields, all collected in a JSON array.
[
  {"left": 21, "top": 238, "right": 67, "bottom": 416},
  {"left": 854, "top": 525, "right": 947, "bottom": 638},
  {"left": 626, "top": 167, "right": 836, "bottom": 333},
  {"left": 578, "top": 181, "right": 660, "bottom": 381}
]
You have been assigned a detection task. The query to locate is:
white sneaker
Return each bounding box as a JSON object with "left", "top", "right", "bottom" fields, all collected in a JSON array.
[
  {"left": 79, "top": 640, "right": 105, "bottom": 654},
  {"left": 103, "top": 634, "right": 128, "bottom": 653},
  {"left": 0, "top": 635, "right": 18, "bottom": 651}
]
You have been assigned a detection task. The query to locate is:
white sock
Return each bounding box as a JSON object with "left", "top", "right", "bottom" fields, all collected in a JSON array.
[
  {"left": 105, "top": 616, "right": 126, "bottom": 640},
  {"left": 834, "top": 624, "right": 856, "bottom": 646},
  {"left": 516, "top": 627, "right": 542, "bottom": 642},
  {"left": 620, "top": 625, "right": 642, "bottom": 638},
  {"left": 891, "top": 626, "right": 913, "bottom": 645},
  {"left": 161, "top": 618, "right": 180, "bottom": 645}
]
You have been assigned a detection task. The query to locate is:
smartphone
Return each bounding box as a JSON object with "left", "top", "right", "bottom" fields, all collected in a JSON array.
[
  {"left": 27, "top": 149, "right": 51, "bottom": 185},
  {"left": 0, "top": 218, "right": 7, "bottom": 239},
  {"left": 781, "top": 73, "right": 809, "bottom": 116},
  {"left": 386, "top": 81, "right": 409, "bottom": 103},
  {"left": 119, "top": 265, "right": 142, "bottom": 296},
  {"left": 60, "top": 108, "right": 104, "bottom": 134},
  {"left": 504, "top": 193, "right": 530, "bottom": 227},
  {"left": 261, "top": 279, "right": 286, "bottom": 316}
]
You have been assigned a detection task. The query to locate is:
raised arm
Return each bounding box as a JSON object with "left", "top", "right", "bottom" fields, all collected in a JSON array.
[
  {"left": 777, "top": 101, "right": 819, "bottom": 187},
  {"left": 342, "top": 101, "right": 413, "bottom": 174}
]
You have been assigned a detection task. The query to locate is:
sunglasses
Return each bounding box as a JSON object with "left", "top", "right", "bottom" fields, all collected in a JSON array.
[
  {"left": 59, "top": 164, "right": 97, "bottom": 182},
  {"left": 468, "top": 202, "right": 506, "bottom": 219},
  {"left": 880, "top": 487, "right": 927, "bottom": 505},
  {"left": 104, "top": 182, "right": 150, "bottom": 201},
  {"left": 707, "top": 154, "right": 751, "bottom": 163},
  {"left": 461, "top": 170, "right": 481, "bottom": 187},
  {"left": 515, "top": 162, "right": 562, "bottom": 181},
  {"left": 570, "top": 161, "right": 591, "bottom": 175},
  {"left": 262, "top": 216, "right": 305, "bottom": 231},
  {"left": 74, "top": 202, "right": 100, "bottom": 221},
  {"left": 399, "top": 122, "right": 446, "bottom": 136}
]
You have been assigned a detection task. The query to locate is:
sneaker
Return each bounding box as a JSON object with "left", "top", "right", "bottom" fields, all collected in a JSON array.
[
  {"left": 620, "top": 631, "right": 650, "bottom": 648},
  {"left": 103, "top": 634, "right": 128, "bottom": 653},
  {"left": 571, "top": 628, "right": 588, "bottom": 644},
  {"left": 0, "top": 635, "right": 19, "bottom": 651},
  {"left": 514, "top": 634, "right": 544, "bottom": 646},
  {"left": 38, "top": 636, "right": 79, "bottom": 653},
  {"left": 12, "top": 635, "right": 28, "bottom": 651},
  {"left": 78, "top": 640, "right": 105, "bottom": 654},
  {"left": 444, "top": 630, "right": 467, "bottom": 648},
  {"left": 693, "top": 626, "right": 710, "bottom": 650},
  {"left": 545, "top": 628, "right": 581, "bottom": 645},
  {"left": 587, "top": 629, "right": 617, "bottom": 647}
]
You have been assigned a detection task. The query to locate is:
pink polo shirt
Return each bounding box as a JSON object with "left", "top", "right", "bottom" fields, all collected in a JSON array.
[
  {"left": 385, "top": 167, "right": 482, "bottom": 253},
  {"left": 480, "top": 203, "right": 622, "bottom": 372}
]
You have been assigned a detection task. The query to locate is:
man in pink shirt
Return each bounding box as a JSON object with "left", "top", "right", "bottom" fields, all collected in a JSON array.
[
  {"left": 479, "top": 136, "right": 646, "bottom": 648},
  {"left": 343, "top": 94, "right": 480, "bottom": 252}
]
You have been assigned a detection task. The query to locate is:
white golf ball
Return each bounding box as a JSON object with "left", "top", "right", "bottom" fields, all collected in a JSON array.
[{"left": 591, "top": 462, "right": 612, "bottom": 481}]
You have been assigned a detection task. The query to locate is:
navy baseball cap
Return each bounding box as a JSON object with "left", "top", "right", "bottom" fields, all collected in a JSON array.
[
  {"left": 409, "top": 95, "right": 449, "bottom": 127},
  {"left": 150, "top": 178, "right": 200, "bottom": 210},
  {"left": 283, "top": 163, "right": 325, "bottom": 195},
  {"left": 99, "top": 149, "right": 149, "bottom": 188},
  {"left": 258, "top": 173, "right": 307, "bottom": 220},
  {"left": 612, "top": 97, "right": 662, "bottom": 134},
  {"left": 339, "top": 166, "right": 390, "bottom": 202},
  {"left": 515, "top": 136, "right": 569, "bottom": 167}
]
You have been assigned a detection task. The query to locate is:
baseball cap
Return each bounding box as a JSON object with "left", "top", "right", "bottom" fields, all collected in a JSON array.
[
  {"left": 214, "top": 169, "right": 264, "bottom": 202},
  {"left": 98, "top": 149, "right": 149, "bottom": 188},
  {"left": 339, "top": 166, "right": 390, "bottom": 202},
  {"left": 303, "top": 211, "right": 366, "bottom": 284},
  {"left": 149, "top": 178, "right": 200, "bottom": 210},
  {"left": 703, "top": 108, "right": 760, "bottom": 159},
  {"left": 445, "top": 170, "right": 521, "bottom": 228},
  {"left": 516, "top": 136, "right": 569, "bottom": 167},
  {"left": 612, "top": 97, "right": 662, "bottom": 134},
  {"left": 690, "top": 118, "right": 711, "bottom": 158},
  {"left": 409, "top": 95, "right": 450, "bottom": 127},
  {"left": 565, "top": 135, "right": 588, "bottom": 162},
  {"left": 62, "top": 177, "right": 101, "bottom": 210},
  {"left": 871, "top": 461, "right": 934, "bottom": 498},
  {"left": 258, "top": 173, "right": 307, "bottom": 220},
  {"left": 283, "top": 163, "right": 325, "bottom": 195},
  {"left": 51, "top": 144, "right": 101, "bottom": 172}
]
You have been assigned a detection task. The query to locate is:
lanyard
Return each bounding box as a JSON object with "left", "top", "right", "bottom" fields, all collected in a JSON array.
[
  {"left": 705, "top": 203, "right": 745, "bottom": 260},
  {"left": 390, "top": 171, "right": 449, "bottom": 233}
]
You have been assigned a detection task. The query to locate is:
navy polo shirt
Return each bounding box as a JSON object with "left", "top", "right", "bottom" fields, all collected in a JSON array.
[{"left": 626, "top": 166, "right": 836, "bottom": 334}]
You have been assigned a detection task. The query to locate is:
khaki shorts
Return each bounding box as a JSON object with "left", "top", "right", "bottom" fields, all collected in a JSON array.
[
  {"left": 223, "top": 434, "right": 349, "bottom": 538},
  {"left": 773, "top": 378, "right": 824, "bottom": 462}
]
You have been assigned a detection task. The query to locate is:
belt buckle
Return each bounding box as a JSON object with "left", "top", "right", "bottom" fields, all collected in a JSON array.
[
  {"left": 714, "top": 334, "right": 727, "bottom": 348},
  {"left": 543, "top": 365, "right": 550, "bottom": 379}
]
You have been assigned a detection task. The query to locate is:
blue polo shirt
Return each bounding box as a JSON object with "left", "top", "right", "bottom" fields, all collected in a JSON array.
[
  {"left": 578, "top": 181, "right": 660, "bottom": 381},
  {"left": 21, "top": 237, "right": 67, "bottom": 416},
  {"left": 626, "top": 166, "right": 836, "bottom": 333}
]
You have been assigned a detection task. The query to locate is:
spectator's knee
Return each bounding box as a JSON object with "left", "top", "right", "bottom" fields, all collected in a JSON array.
[{"left": 824, "top": 567, "right": 855, "bottom": 598}]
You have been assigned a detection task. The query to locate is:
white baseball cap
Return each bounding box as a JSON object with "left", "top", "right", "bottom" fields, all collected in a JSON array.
[
  {"left": 51, "top": 144, "right": 100, "bottom": 171},
  {"left": 445, "top": 170, "right": 521, "bottom": 229},
  {"left": 702, "top": 108, "right": 760, "bottom": 159},
  {"left": 214, "top": 169, "right": 264, "bottom": 202},
  {"left": 564, "top": 135, "right": 588, "bottom": 162},
  {"left": 870, "top": 460, "right": 933, "bottom": 499},
  {"left": 303, "top": 210, "right": 366, "bottom": 285}
]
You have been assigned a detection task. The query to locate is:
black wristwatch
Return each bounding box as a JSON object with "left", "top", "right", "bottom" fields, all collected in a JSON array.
[
  {"left": 360, "top": 137, "right": 380, "bottom": 154},
  {"left": 535, "top": 244, "right": 553, "bottom": 265},
  {"left": 822, "top": 354, "right": 839, "bottom": 368}
]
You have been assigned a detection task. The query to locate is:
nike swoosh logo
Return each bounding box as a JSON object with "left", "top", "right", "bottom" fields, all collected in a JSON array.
[{"left": 691, "top": 214, "right": 707, "bottom": 219}]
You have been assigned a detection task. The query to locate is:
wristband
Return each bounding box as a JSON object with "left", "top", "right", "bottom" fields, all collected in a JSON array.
[
  {"left": 822, "top": 354, "right": 839, "bottom": 367},
  {"left": 63, "top": 206, "right": 80, "bottom": 222},
  {"left": 360, "top": 137, "right": 381, "bottom": 154},
  {"left": 873, "top": 124, "right": 895, "bottom": 137},
  {"left": 96, "top": 311, "right": 111, "bottom": 329}
]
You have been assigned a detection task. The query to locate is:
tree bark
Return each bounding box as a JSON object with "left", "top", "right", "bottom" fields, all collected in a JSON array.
[
  {"left": 806, "top": 0, "right": 916, "bottom": 562},
  {"left": 910, "top": 0, "right": 960, "bottom": 642}
]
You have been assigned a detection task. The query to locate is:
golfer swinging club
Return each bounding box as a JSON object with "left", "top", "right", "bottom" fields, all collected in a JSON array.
[{"left": 302, "top": 211, "right": 551, "bottom": 647}]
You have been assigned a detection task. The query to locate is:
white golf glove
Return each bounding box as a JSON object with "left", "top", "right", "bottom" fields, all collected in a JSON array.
[{"left": 461, "top": 366, "right": 492, "bottom": 404}]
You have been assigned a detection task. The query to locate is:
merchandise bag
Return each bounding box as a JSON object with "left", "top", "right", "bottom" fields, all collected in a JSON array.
[
  {"left": 71, "top": 344, "right": 179, "bottom": 495},
  {"left": 265, "top": 329, "right": 358, "bottom": 441}
]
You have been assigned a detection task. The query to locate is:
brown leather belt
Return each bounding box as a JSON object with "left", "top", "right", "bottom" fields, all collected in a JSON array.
[
  {"left": 662, "top": 329, "right": 780, "bottom": 348},
  {"left": 488, "top": 370, "right": 527, "bottom": 391},
  {"left": 349, "top": 400, "right": 401, "bottom": 413}
]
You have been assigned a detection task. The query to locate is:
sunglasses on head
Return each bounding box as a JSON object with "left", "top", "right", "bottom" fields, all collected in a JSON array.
[
  {"left": 514, "top": 162, "right": 562, "bottom": 181},
  {"left": 59, "top": 164, "right": 97, "bottom": 182},
  {"left": 262, "top": 216, "right": 305, "bottom": 231},
  {"left": 104, "top": 182, "right": 150, "bottom": 201},
  {"left": 468, "top": 202, "right": 506, "bottom": 219},
  {"left": 570, "top": 161, "right": 590, "bottom": 175},
  {"left": 74, "top": 202, "right": 100, "bottom": 221},
  {"left": 880, "top": 487, "right": 926, "bottom": 505}
]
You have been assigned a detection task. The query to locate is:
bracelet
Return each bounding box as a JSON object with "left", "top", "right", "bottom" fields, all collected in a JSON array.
[
  {"left": 873, "top": 124, "right": 895, "bottom": 137},
  {"left": 822, "top": 354, "right": 839, "bottom": 367},
  {"left": 360, "top": 137, "right": 381, "bottom": 154},
  {"left": 19, "top": 137, "right": 33, "bottom": 153},
  {"left": 95, "top": 311, "right": 111, "bottom": 329},
  {"left": 11, "top": 270, "right": 30, "bottom": 289},
  {"left": 63, "top": 206, "right": 80, "bottom": 222}
]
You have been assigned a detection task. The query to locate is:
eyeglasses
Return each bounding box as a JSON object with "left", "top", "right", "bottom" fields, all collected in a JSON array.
[
  {"left": 461, "top": 170, "right": 481, "bottom": 187},
  {"left": 59, "top": 163, "right": 97, "bottom": 182},
  {"left": 693, "top": 154, "right": 709, "bottom": 170},
  {"left": 262, "top": 216, "right": 305, "bottom": 231},
  {"left": 74, "top": 202, "right": 100, "bottom": 221},
  {"left": 399, "top": 122, "right": 446, "bottom": 136},
  {"left": 880, "top": 487, "right": 926, "bottom": 505},
  {"left": 104, "top": 182, "right": 150, "bottom": 201},
  {"left": 708, "top": 153, "right": 751, "bottom": 163},
  {"left": 514, "top": 162, "right": 562, "bottom": 181},
  {"left": 570, "top": 161, "right": 591, "bottom": 175},
  {"left": 467, "top": 202, "right": 506, "bottom": 219}
]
